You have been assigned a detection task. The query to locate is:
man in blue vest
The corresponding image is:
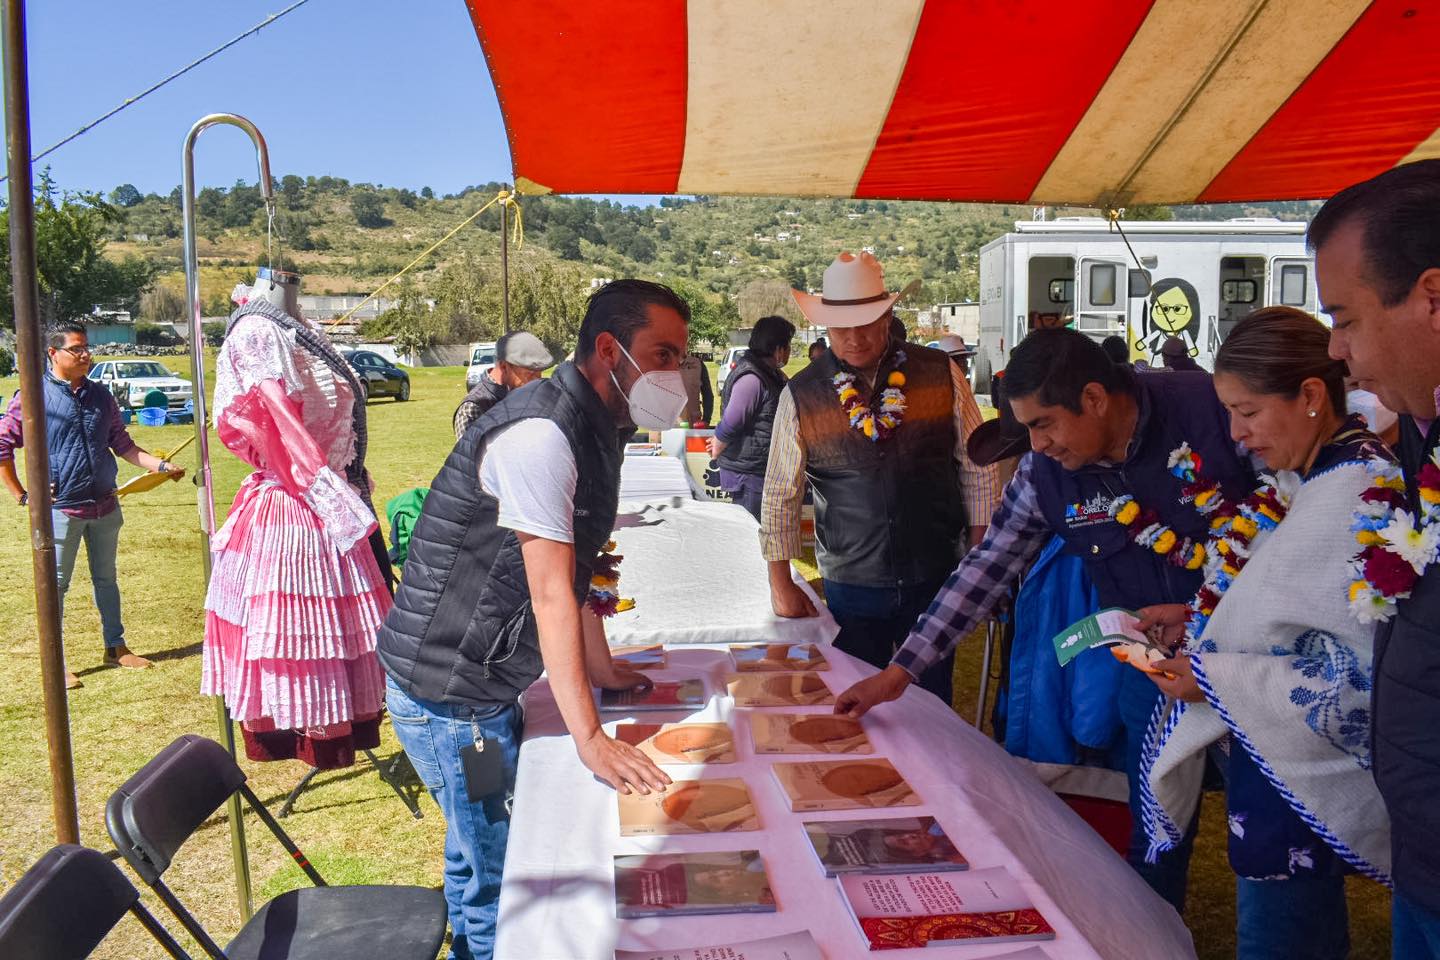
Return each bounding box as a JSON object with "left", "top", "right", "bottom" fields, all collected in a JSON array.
[
  {"left": 835, "top": 327, "right": 1255, "bottom": 912},
  {"left": 1312, "top": 159, "right": 1440, "bottom": 956},
  {"left": 378, "top": 280, "right": 687, "bottom": 960},
  {"left": 0, "top": 323, "right": 184, "bottom": 688}
]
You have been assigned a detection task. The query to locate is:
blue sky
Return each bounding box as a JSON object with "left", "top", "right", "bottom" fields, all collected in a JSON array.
[{"left": 3, "top": 0, "right": 656, "bottom": 203}]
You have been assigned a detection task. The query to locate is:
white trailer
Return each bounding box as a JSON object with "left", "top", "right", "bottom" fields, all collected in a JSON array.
[{"left": 973, "top": 218, "right": 1315, "bottom": 393}]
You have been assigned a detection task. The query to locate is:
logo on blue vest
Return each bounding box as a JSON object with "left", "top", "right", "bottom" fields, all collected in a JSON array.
[{"left": 1065, "top": 493, "right": 1116, "bottom": 528}]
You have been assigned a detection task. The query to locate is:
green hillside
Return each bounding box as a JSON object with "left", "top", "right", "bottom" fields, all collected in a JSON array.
[{"left": 98, "top": 177, "right": 1316, "bottom": 349}]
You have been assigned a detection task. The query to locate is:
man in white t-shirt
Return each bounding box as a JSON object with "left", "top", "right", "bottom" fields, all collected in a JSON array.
[{"left": 378, "top": 280, "right": 692, "bottom": 960}]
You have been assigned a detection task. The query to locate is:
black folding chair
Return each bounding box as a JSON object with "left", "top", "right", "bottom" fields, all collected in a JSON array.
[
  {"left": 0, "top": 844, "right": 193, "bottom": 959},
  {"left": 106, "top": 734, "right": 448, "bottom": 960}
]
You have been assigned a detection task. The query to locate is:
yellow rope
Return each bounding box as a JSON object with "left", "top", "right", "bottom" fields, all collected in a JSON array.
[{"left": 336, "top": 188, "right": 525, "bottom": 325}]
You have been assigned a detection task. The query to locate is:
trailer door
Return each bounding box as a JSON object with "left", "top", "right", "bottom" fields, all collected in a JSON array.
[
  {"left": 1267, "top": 257, "right": 1316, "bottom": 313},
  {"left": 1076, "top": 256, "right": 1128, "bottom": 342}
]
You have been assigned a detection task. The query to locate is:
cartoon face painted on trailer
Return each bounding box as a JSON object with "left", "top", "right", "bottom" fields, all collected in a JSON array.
[{"left": 1141, "top": 277, "right": 1201, "bottom": 359}]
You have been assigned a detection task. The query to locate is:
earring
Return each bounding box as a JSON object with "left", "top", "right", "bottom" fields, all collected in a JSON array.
[{"left": 1307, "top": 410, "right": 1317, "bottom": 418}]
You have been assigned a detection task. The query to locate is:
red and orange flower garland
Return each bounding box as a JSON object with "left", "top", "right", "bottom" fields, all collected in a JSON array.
[{"left": 586, "top": 540, "right": 635, "bottom": 617}]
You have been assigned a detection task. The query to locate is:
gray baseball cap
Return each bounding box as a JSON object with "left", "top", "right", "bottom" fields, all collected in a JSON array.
[{"left": 497, "top": 331, "right": 554, "bottom": 370}]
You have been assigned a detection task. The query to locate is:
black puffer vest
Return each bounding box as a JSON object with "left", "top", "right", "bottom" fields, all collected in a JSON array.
[
  {"left": 378, "top": 363, "right": 622, "bottom": 706},
  {"left": 788, "top": 343, "right": 964, "bottom": 587},
  {"left": 716, "top": 351, "right": 785, "bottom": 477},
  {"left": 1372, "top": 415, "right": 1440, "bottom": 913},
  {"left": 1028, "top": 371, "right": 1255, "bottom": 609}
]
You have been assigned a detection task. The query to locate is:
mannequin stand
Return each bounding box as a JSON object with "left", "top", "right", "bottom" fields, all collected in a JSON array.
[{"left": 277, "top": 748, "right": 424, "bottom": 820}]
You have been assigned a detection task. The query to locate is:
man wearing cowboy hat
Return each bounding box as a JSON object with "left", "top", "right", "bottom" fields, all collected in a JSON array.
[{"left": 759, "top": 252, "right": 1001, "bottom": 705}]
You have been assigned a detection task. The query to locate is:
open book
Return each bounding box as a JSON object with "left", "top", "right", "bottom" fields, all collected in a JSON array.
[
  {"left": 1052, "top": 607, "right": 1172, "bottom": 674},
  {"left": 838, "top": 867, "right": 1056, "bottom": 950}
]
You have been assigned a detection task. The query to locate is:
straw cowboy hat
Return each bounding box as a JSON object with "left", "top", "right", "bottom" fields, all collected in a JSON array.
[{"left": 792, "top": 251, "right": 919, "bottom": 329}]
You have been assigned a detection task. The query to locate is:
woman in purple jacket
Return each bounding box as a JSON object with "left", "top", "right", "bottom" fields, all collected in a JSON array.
[{"left": 707, "top": 316, "right": 795, "bottom": 520}]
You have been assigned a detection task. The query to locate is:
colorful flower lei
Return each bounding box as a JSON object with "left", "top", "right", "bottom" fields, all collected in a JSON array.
[
  {"left": 1106, "top": 443, "right": 1223, "bottom": 571},
  {"left": 1186, "top": 479, "right": 1290, "bottom": 642},
  {"left": 1347, "top": 453, "right": 1440, "bottom": 623},
  {"left": 832, "top": 350, "right": 907, "bottom": 442},
  {"left": 586, "top": 540, "right": 636, "bottom": 618}
]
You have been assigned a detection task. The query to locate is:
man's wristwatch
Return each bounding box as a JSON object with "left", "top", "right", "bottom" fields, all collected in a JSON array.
[
  {"left": 17, "top": 491, "right": 27, "bottom": 506},
  {"left": 157, "top": 460, "right": 173, "bottom": 473}
]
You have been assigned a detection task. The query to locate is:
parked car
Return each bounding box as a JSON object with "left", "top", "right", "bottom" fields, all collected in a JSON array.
[
  {"left": 88, "top": 360, "right": 193, "bottom": 409},
  {"left": 714, "top": 346, "right": 746, "bottom": 392},
  {"left": 465, "top": 341, "right": 498, "bottom": 390},
  {"left": 341, "top": 350, "right": 411, "bottom": 402}
]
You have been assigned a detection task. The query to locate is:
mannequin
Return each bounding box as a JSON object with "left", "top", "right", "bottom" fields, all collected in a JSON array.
[{"left": 202, "top": 267, "right": 390, "bottom": 769}]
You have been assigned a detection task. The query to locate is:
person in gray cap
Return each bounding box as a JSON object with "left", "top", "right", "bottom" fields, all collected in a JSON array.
[{"left": 454, "top": 331, "right": 555, "bottom": 438}]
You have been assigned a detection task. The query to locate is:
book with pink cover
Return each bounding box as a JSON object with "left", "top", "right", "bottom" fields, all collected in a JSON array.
[
  {"left": 749, "top": 713, "right": 873, "bottom": 755},
  {"left": 611, "top": 643, "right": 667, "bottom": 669},
  {"left": 729, "top": 642, "right": 830, "bottom": 672},
  {"left": 600, "top": 679, "right": 706, "bottom": 712},
  {"left": 837, "top": 867, "right": 1056, "bottom": 950},
  {"left": 726, "top": 672, "right": 834, "bottom": 707},
  {"left": 614, "top": 722, "right": 736, "bottom": 764},
  {"left": 617, "top": 778, "right": 760, "bottom": 836},
  {"left": 613, "top": 849, "right": 775, "bottom": 918},
  {"left": 770, "top": 759, "right": 919, "bottom": 812},
  {"left": 613, "top": 930, "right": 822, "bottom": 960}
]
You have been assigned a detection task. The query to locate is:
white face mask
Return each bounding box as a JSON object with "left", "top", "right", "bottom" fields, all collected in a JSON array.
[{"left": 610, "top": 340, "right": 687, "bottom": 430}]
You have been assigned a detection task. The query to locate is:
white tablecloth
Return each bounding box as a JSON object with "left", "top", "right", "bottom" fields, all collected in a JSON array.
[
  {"left": 605, "top": 499, "right": 840, "bottom": 648},
  {"left": 619, "top": 454, "right": 699, "bottom": 503},
  {"left": 496, "top": 644, "right": 1196, "bottom": 960}
]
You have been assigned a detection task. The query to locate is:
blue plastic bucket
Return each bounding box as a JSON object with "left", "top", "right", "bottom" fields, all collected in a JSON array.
[{"left": 137, "top": 407, "right": 168, "bottom": 427}]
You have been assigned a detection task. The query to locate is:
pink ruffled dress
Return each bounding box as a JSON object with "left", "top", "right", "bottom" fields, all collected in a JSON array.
[{"left": 202, "top": 312, "right": 390, "bottom": 768}]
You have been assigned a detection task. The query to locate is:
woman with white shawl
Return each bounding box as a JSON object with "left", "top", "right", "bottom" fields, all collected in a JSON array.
[{"left": 1136, "top": 307, "right": 1391, "bottom": 960}]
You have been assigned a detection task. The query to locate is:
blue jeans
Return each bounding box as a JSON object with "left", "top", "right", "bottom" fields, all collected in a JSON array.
[
  {"left": 1118, "top": 666, "right": 1195, "bottom": 911},
  {"left": 1236, "top": 872, "right": 1348, "bottom": 960},
  {"left": 52, "top": 505, "right": 125, "bottom": 649},
  {"left": 823, "top": 578, "right": 955, "bottom": 705},
  {"left": 385, "top": 676, "right": 522, "bottom": 960},
  {"left": 1395, "top": 892, "right": 1440, "bottom": 959}
]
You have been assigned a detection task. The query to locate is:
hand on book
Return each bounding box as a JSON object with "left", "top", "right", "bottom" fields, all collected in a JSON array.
[
  {"left": 834, "top": 664, "right": 912, "bottom": 719},
  {"left": 594, "top": 662, "right": 655, "bottom": 694},
  {"left": 578, "top": 730, "right": 673, "bottom": 795}
]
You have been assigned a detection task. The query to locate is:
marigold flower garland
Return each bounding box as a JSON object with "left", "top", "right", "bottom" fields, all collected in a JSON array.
[
  {"left": 833, "top": 350, "right": 907, "bottom": 442},
  {"left": 1186, "top": 480, "right": 1289, "bottom": 642},
  {"left": 1106, "top": 443, "right": 1224, "bottom": 571},
  {"left": 1348, "top": 452, "right": 1440, "bottom": 623},
  {"left": 586, "top": 540, "right": 635, "bottom": 617}
]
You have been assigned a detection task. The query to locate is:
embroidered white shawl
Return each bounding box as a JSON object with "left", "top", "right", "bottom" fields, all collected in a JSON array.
[{"left": 1142, "top": 460, "right": 1392, "bottom": 882}]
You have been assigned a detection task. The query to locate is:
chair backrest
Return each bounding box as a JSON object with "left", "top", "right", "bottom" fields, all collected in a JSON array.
[
  {"left": 106, "top": 735, "right": 247, "bottom": 885},
  {"left": 0, "top": 845, "right": 162, "bottom": 959}
]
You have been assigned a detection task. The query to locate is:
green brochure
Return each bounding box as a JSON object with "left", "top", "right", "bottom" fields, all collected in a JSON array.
[{"left": 1052, "top": 608, "right": 1149, "bottom": 667}]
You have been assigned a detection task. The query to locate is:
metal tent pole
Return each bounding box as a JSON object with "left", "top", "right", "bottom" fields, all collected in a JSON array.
[
  {"left": 182, "top": 113, "right": 273, "bottom": 921},
  {"left": 3, "top": 0, "right": 80, "bottom": 846},
  {"left": 500, "top": 187, "right": 511, "bottom": 334}
]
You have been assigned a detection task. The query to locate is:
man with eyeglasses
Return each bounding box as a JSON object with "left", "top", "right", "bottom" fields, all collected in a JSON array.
[{"left": 0, "top": 323, "right": 185, "bottom": 688}]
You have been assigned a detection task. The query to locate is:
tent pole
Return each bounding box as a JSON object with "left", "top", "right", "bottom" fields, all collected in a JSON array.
[
  {"left": 3, "top": 0, "right": 80, "bottom": 846},
  {"left": 182, "top": 113, "right": 272, "bottom": 922},
  {"left": 500, "top": 187, "right": 511, "bottom": 334}
]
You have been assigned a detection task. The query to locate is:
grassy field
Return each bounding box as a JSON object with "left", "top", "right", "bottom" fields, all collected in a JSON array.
[{"left": 0, "top": 358, "right": 1389, "bottom": 958}]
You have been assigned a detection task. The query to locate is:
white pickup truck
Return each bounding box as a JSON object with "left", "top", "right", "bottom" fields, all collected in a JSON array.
[{"left": 87, "top": 360, "right": 193, "bottom": 409}]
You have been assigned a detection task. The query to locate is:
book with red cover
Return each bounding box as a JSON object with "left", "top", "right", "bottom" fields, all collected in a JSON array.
[
  {"left": 837, "top": 867, "right": 1056, "bottom": 950},
  {"left": 600, "top": 679, "right": 706, "bottom": 712},
  {"left": 613, "top": 849, "right": 774, "bottom": 918},
  {"left": 614, "top": 722, "right": 736, "bottom": 764}
]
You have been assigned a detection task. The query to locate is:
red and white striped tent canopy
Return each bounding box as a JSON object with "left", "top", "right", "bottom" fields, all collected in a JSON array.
[{"left": 464, "top": 0, "right": 1440, "bottom": 205}]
